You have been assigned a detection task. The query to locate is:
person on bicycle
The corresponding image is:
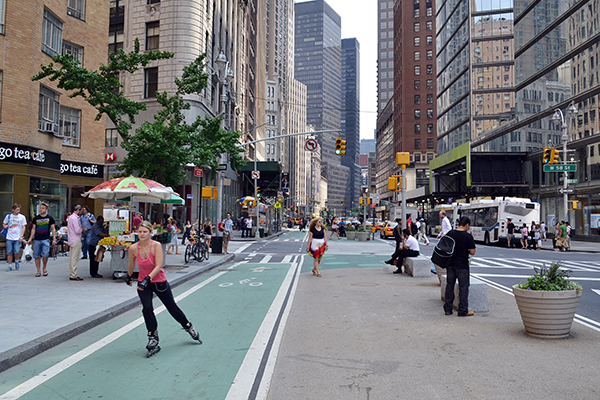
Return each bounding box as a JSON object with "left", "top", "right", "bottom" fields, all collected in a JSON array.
[{"left": 202, "top": 219, "right": 213, "bottom": 252}]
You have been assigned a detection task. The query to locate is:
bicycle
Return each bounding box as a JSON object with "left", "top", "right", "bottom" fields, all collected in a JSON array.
[{"left": 184, "top": 233, "right": 209, "bottom": 263}]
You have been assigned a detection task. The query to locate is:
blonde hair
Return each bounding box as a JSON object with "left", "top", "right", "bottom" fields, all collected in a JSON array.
[
  {"left": 138, "top": 220, "right": 153, "bottom": 232},
  {"left": 309, "top": 217, "right": 325, "bottom": 231}
]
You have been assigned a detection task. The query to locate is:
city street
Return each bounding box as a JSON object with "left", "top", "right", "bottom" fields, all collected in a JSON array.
[{"left": 1, "top": 230, "right": 600, "bottom": 399}]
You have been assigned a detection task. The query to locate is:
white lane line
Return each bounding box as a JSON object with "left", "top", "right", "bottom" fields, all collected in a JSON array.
[
  {"left": 0, "top": 270, "right": 231, "bottom": 400},
  {"left": 283, "top": 239, "right": 290, "bottom": 242},
  {"left": 294, "top": 239, "right": 300, "bottom": 242},
  {"left": 273, "top": 239, "right": 280, "bottom": 242},
  {"left": 248, "top": 252, "right": 257, "bottom": 257},
  {"left": 235, "top": 243, "right": 252, "bottom": 254},
  {"left": 225, "top": 256, "right": 301, "bottom": 400},
  {"left": 281, "top": 255, "right": 293, "bottom": 263},
  {"left": 259, "top": 255, "right": 272, "bottom": 264}
]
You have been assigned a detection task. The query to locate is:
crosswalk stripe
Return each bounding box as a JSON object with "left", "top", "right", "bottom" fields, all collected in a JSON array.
[
  {"left": 259, "top": 255, "right": 272, "bottom": 264},
  {"left": 282, "top": 255, "right": 293, "bottom": 263}
]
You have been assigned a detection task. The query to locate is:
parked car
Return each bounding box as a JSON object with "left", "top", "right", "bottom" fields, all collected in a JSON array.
[{"left": 380, "top": 221, "right": 398, "bottom": 239}]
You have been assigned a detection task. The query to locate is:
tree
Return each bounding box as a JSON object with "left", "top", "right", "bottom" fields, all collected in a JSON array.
[
  {"left": 119, "top": 55, "right": 245, "bottom": 188},
  {"left": 33, "top": 42, "right": 245, "bottom": 188},
  {"left": 32, "top": 39, "right": 173, "bottom": 144}
]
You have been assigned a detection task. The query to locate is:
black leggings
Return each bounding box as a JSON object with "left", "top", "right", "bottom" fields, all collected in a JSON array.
[{"left": 137, "top": 280, "right": 189, "bottom": 333}]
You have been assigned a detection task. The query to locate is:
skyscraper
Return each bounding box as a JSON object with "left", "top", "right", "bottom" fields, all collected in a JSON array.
[
  {"left": 377, "top": 0, "right": 394, "bottom": 116},
  {"left": 295, "top": 0, "right": 349, "bottom": 212},
  {"left": 341, "top": 38, "right": 361, "bottom": 208}
]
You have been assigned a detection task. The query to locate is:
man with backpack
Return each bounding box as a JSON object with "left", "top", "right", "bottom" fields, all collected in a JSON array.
[{"left": 442, "top": 217, "right": 476, "bottom": 317}]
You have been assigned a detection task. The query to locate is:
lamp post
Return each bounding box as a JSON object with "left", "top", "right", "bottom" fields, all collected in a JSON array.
[
  {"left": 214, "top": 50, "right": 234, "bottom": 233},
  {"left": 551, "top": 101, "right": 578, "bottom": 222}
]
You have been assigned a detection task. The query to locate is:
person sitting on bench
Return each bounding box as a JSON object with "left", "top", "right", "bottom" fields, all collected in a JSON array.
[{"left": 386, "top": 228, "right": 420, "bottom": 274}]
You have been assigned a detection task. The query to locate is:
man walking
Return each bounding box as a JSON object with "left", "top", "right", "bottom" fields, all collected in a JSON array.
[
  {"left": 79, "top": 206, "right": 96, "bottom": 259},
  {"left": 565, "top": 222, "right": 572, "bottom": 251},
  {"left": 3, "top": 203, "right": 27, "bottom": 271},
  {"left": 67, "top": 205, "right": 84, "bottom": 281},
  {"left": 222, "top": 213, "right": 234, "bottom": 254},
  {"left": 415, "top": 218, "right": 429, "bottom": 245},
  {"left": 443, "top": 217, "right": 477, "bottom": 317},
  {"left": 556, "top": 221, "right": 567, "bottom": 252},
  {"left": 506, "top": 218, "right": 515, "bottom": 248},
  {"left": 27, "top": 202, "right": 57, "bottom": 277},
  {"left": 437, "top": 210, "right": 452, "bottom": 239}
]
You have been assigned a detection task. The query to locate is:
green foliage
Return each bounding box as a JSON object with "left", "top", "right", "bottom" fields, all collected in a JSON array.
[
  {"left": 346, "top": 225, "right": 356, "bottom": 232},
  {"left": 517, "top": 261, "right": 583, "bottom": 292},
  {"left": 118, "top": 54, "right": 245, "bottom": 188},
  {"left": 357, "top": 225, "right": 368, "bottom": 232},
  {"left": 32, "top": 38, "right": 173, "bottom": 143}
]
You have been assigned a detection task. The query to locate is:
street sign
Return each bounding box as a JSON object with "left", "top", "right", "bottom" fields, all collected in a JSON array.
[
  {"left": 305, "top": 138, "right": 318, "bottom": 152},
  {"left": 567, "top": 179, "right": 579, "bottom": 184},
  {"left": 217, "top": 163, "right": 227, "bottom": 171},
  {"left": 370, "top": 204, "right": 376, "bottom": 208},
  {"left": 543, "top": 164, "right": 577, "bottom": 172},
  {"left": 194, "top": 167, "right": 203, "bottom": 177},
  {"left": 251, "top": 170, "right": 260, "bottom": 179},
  {"left": 274, "top": 202, "right": 282, "bottom": 209},
  {"left": 558, "top": 188, "right": 574, "bottom": 194},
  {"left": 186, "top": 194, "right": 194, "bottom": 199},
  {"left": 371, "top": 193, "right": 380, "bottom": 205}
]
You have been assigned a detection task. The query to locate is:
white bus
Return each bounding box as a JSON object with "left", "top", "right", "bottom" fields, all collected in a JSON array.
[
  {"left": 455, "top": 198, "right": 540, "bottom": 245},
  {"left": 426, "top": 204, "right": 458, "bottom": 236}
]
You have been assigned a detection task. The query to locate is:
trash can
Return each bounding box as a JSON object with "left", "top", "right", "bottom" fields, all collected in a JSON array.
[
  {"left": 259, "top": 228, "right": 265, "bottom": 238},
  {"left": 212, "top": 236, "right": 223, "bottom": 254}
]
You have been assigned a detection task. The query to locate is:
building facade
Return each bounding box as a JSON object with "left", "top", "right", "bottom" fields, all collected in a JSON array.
[
  {"left": 0, "top": 0, "right": 108, "bottom": 235},
  {"left": 377, "top": 0, "right": 395, "bottom": 115}
]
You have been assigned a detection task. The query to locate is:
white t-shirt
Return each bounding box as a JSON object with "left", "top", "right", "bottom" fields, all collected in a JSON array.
[
  {"left": 246, "top": 218, "right": 253, "bottom": 228},
  {"left": 3, "top": 213, "right": 27, "bottom": 241},
  {"left": 441, "top": 217, "right": 452, "bottom": 236},
  {"left": 404, "top": 235, "right": 420, "bottom": 252}
]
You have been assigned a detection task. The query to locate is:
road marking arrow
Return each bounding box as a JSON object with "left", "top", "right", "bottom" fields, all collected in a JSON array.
[{"left": 592, "top": 289, "right": 600, "bottom": 296}]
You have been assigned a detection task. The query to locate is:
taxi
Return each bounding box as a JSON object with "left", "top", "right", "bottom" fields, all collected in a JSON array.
[{"left": 380, "top": 221, "right": 398, "bottom": 239}]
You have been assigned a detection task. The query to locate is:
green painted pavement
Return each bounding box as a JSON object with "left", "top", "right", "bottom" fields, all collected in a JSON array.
[
  {"left": 0, "top": 261, "right": 295, "bottom": 400},
  {"left": 301, "top": 254, "right": 389, "bottom": 273}
]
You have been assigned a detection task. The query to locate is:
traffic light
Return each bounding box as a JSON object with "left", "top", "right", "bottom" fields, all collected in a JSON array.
[
  {"left": 256, "top": 186, "right": 261, "bottom": 198},
  {"left": 335, "top": 137, "right": 347, "bottom": 155},
  {"left": 569, "top": 200, "right": 580, "bottom": 210},
  {"left": 341, "top": 200, "right": 345, "bottom": 206},
  {"left": 396, "top": 152, "right": 410, "bottom": 166},
  {"left": 550, "top": 147, "right": 560, "bottom": 164},
  {"left": 388, "top": 177, "right": 397, "bottom": 191},
  {"left": 359, "top": 197, "right": 364, "bottom": 206},
  {"left": 366, "top": 197, "right": 372, "bottom": 205},
  {"left": 542, "top": 147, "right": 552, "bottom": 164}
]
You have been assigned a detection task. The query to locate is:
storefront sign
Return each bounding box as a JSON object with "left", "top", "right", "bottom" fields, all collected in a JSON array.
[
  {"left": 60, "top": 161, "right": 104, "bottom": 178},
  {"left": 0, "top": 142, "right": 60, "bottom": 170}
]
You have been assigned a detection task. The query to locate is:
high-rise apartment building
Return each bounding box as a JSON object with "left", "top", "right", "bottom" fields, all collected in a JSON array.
[
  {"left": 341, "top": 38, "right": 361, "bottom": 208},
  {"left": 295, "top": 0, "right": 349, "bottom": 212},
  {"left": 377, "top": 0, "right": 394, "bottom": 115},
  {"left": 0, "top": 0, "right": 109, "bottom": 220}
]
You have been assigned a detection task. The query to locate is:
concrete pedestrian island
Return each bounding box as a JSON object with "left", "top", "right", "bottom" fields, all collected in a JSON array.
[
  {"left": 404, "top": 255, "right": 431, "bottom": 277},
  {"left": 440, "top": 275, "right": 489, "bottom": 312}
]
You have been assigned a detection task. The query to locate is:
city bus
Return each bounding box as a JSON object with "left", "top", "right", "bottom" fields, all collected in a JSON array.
[
  {"left": 455, "top": 198, "right": 540, "bottom": 245},
  {"left": 426, "top": 204, "right": 457, "bottom": 236}
]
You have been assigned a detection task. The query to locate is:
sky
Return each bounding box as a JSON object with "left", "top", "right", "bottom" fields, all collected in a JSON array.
[{"left": 295, "top": 0, "right": 378, "bottom": 140}]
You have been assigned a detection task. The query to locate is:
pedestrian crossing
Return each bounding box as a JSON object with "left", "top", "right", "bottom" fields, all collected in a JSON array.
[
  {"left": 240, "top": 253, "right": 299, "bottom": 264},
  {"left": 272, "top": 239, "right": 303, "bottom": 242},
  {"left": 471, "top": 257, "right": 600, "bottom": 272}
]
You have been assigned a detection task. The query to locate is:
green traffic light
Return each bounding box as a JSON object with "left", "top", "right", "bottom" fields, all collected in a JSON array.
[{"left": 335, "top": 149, "right": 341, "bottom": 155}]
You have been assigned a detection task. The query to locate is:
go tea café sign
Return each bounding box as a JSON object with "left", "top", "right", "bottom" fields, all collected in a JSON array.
[{"left": 0, "top": 141, "right": 103, "bottom": 178}]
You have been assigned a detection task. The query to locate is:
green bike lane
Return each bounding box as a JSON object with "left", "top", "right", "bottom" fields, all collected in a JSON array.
[{"left": 0, "top": 257, "right": 303, "bottom": 400}]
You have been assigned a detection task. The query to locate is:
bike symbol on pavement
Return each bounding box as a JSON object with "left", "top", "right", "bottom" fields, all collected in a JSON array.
[{"left": 219, "top": 277, "right": 263, "bottom": 287}]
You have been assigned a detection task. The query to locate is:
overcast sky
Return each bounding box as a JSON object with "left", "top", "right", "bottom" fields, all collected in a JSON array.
[{"left": 295, "top": 0, "right": 378, "bottom": 140}]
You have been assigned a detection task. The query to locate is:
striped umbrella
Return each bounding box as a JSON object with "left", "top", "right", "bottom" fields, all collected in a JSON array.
[{"left": 83, "top": 176, "right": 174, "bottom": 200}]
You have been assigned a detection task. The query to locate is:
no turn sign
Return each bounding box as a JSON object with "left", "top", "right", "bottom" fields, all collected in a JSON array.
[
  {"left": 251, "top": 170, "right": 260, "bottom": 180},
  {"left": 305, "top": 138, "right": 318, "bottom": 152}
]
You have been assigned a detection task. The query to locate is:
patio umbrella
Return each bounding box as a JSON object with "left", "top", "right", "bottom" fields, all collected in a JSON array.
[
  {"left": 237, "top": 196, "right": 257, "bottom": 206},
  {"left": 125, "top": 193, "right": 185, "bottom": 205},
  {"left": 83, "top": 176, "right": 174, "bottom": 200}
]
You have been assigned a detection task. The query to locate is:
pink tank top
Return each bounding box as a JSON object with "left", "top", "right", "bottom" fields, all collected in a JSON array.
[{"left": 136, "top": 241, "right": 167, "bottom": 282}]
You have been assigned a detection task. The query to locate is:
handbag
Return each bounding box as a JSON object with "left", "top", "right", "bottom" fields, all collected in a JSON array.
[{"left": 1, "top": 214, "right": 8, "bottom": 238}]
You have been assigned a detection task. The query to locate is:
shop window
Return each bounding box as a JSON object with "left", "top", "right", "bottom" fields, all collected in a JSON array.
[
  {"left": 67, "top": 0, "right": 85, "bottom": 20},
  {"left": 59, "top": 106, "right": 81, "bottom": 147},
  {"left": 42, "top": 9, "right": 63, "bottom": 57}
]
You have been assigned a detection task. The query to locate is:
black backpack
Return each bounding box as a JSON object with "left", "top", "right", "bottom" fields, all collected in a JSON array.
[
  {"left": 431, "top": 234, "right": 455, "bottom": 269},
  {"left": 411, "top": 221, "right": 418, "bottom": 235}
]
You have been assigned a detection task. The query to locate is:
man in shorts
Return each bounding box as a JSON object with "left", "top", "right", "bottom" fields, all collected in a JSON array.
[
  {"left": 222, "top": 213, "right": 234, "bottom": 254},
  {"left": 3, "top": 203, "right": 27, "bottom": 271},
  {"left": 27, "top": 202, "right": 57, "bottom": 277}
]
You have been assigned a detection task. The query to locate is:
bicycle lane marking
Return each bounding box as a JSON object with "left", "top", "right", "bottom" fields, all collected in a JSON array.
[{"left": 0, "top": 261, "right": 296, "bottom": 400}]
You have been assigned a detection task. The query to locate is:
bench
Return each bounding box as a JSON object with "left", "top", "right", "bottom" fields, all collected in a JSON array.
[
  {"left": 404, "top": 255, "right": 431, "bottom": 277},
  {"left": 440, "top": 275, "right": 489, "bottom": 312}
]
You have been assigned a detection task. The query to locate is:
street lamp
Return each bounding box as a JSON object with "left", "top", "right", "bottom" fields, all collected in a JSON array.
[
  {"left": 551, "top": 101, "right": 578, "bottom": 222},
  {"left": 213, "top": 50, "right": 234, "bottom": 235}
]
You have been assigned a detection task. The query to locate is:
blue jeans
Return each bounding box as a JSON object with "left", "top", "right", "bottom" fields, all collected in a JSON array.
[
  {"left": 33, "top": 239, "right": 50, "bottom": 258},
  {"left": 81, "top": 230, "right": 91, "bottom": 257},
  {"left": 444, "top": 266, "right": 470, "bottom": 315},
  {"left": 6, "top": 239, "right": 22, "bottom": 255}
]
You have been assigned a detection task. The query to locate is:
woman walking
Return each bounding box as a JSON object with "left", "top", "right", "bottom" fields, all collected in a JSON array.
[
  {"left": 166, "top": 218, "right": 181, "bottom": 255},
  {"left": 329, "top": 217, "right": 340, "bottom": 240},
  {"left": 182, "top": 221, "right": 192, "bottom": 246},
  {"left": 127, "top": 221, "right": 202, "bottom": 357},
  {"left": 306, "top": 217, "right": 328, "bottom": 277},
  {"left": 202, "top": 218, "right": 213, "bottom": 252},
  {"left": 520, "top": 223, "right": 529, "bottom": 249}
]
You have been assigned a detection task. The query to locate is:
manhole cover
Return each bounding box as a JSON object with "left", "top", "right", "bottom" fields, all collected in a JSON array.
[
  {"left": 163, "top": 265, "right": 188, "bottom": 271},
  {"left": 351, "top": 282, "right": 379, "bottom": 287}
]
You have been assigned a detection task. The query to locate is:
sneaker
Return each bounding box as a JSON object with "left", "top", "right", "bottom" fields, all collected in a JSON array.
[
  {"left": 458, "top": 311, "right": 474, "bottom": 317},
  {"left": 15, "top": 261, "right": 20, "bottom": 270},
  {"left": 6, "top": 266, "right": 12, "bottom": 272},
  {"left": 176, "top": 252, "right": 182, "bottom": 255},
  {"left": 167, "top": 251, "right": 173, "bottom": 255}
]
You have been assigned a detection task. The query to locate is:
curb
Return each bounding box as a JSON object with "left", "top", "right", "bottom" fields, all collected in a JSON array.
[{"left": 0, "top": 254, "right": 235, "bottom": 374}]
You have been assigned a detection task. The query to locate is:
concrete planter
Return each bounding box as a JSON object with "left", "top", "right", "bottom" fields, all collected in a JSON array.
[
  {"left": 356, "top": 232, "right": 369, "bottom": 241},
  {"left": 346, "top": 231, "right": 356, "bottom": 240},
  {"left": 512, "top": 285, "right": 582, "bottom": 339}
]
